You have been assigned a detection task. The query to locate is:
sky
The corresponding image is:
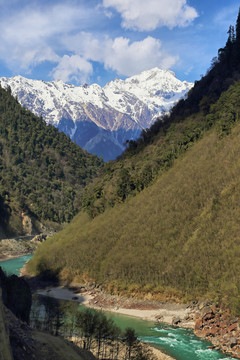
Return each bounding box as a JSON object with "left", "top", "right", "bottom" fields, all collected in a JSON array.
[{"left": 0, "top": 0, "right": 239, "bottom": 86}]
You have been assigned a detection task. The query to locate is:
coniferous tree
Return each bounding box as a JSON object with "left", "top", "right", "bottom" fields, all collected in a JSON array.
[
  {"left": 226, "top": 25, "right": 235, "bottom": 67},
  {"left": 235, "top": 7, "right": 240, "bottom": 61},
  {"left": 218, "top": 25, "right": 235, "bottom": 65}
]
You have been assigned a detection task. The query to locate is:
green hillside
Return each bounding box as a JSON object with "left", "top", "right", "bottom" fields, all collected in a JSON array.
[
  {"left": 28, "top": 78, "right": 240, "bottom": 314},
  {"left": 81, "top": 11, "right": 240, "bottom": 219},
  {"left": 0, "top": 85, "right": 103, "bottom": 237},
  {"left": 27, "top": 10, "right": 240, "bottom": 314}
]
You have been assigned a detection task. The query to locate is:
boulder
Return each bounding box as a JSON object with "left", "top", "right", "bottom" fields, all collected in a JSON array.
[
  {"left": 228, "top": 323, "right": 238, "bottom": 332},
  {"left": 172, "top": 316, "right": 181, "bottom": 325},
  {"left": 229, "top": 337, "right": 237, "bottom": 348},
  {"left": 195, "top": 318, "right": 202, "bottom": 331},
  {"left": 201, "top": 305, "right": 215, "bottom": 319},
  {"left": 198, "top": 298, "right": 211, "bottom": 310},
  {"left": 155, "top": 314, "right": 163, "bottom": 322},
  {"left": 30, "top": 234, "right": 47, "bottom": 244}
]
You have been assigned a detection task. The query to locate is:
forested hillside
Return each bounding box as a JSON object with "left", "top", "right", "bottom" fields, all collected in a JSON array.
[
  {"left": 0, "top": 85, "right": 103, "bottom": 237},
  {"left": 27, "top": 78, "right": 240, "bottom": 314},
  {"left": 82, "top": 10, "right": 240, "bottom": 218},
  {"left": 27, "top": 10, "right": 240, "bottom": 315}
]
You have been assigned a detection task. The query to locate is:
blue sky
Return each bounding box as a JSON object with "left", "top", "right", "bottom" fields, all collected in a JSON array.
[{"left": 0, "top": 0, "right": 239, "bottom": 86}]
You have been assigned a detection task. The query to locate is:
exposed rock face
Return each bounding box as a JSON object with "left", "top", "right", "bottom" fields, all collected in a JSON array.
[
  {"left": 21, "top": 213, "right": 33, "bottom": 236},
  {"left": 0, "top": 69, "right": 193, "bottom": 161},
  {"left": 193, "top": 300, "right": 240, "bottom": 358}
]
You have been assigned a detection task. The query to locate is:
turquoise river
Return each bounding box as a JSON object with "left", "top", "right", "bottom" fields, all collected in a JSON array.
[{"left": 0, "top": 254, "right": 235, "bottom": 360}]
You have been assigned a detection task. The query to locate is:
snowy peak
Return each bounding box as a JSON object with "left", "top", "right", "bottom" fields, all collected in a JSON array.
[
  {"left": 0, "top": 68, "right": 193, "bottom": 161},
  {"left": 104, "top": 68, "right": 192, "bottom": 122}
]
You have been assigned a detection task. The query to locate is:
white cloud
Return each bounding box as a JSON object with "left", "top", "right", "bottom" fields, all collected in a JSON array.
[
  {"left": 51, "top": 55, "right": 93, "bottom": 83},
  {"left": 104, "top": 36, "right": 178, "bottom": 76},
  {"left": 63, "top": 32, "right": 105, "bottom": 63},
  {"left": 104, "top": 9, "right": 114, "bottom": 19},
  {"left": 62, "top": 32, "right": 178, "bottom": 77},
  {"left": 103, "top": 0, "right": 198, "bottom": 31},
  {"left": 0, "top": 1, "right": 180, "bottom": 82},
  {"left": 0, "top": 3, "right": 96, "bottom": 71}
]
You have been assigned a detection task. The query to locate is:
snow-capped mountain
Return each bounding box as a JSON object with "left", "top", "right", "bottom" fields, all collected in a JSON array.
[{"left": 0, "top": 68, "right": 193, "bottom": 161}]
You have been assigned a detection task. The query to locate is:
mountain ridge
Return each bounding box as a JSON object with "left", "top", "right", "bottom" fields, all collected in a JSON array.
[
  {"left": 27, "top": 9, "right": 240, "bottom": 317},
  {"left": 27, "top": 78, "right": 240, "bottom": 315},
  {"left": 0, "top": 85, "right": 103, "bottom": 237},
  {"left": 0, "top": 69, "right": 193, "bottom": 161}
]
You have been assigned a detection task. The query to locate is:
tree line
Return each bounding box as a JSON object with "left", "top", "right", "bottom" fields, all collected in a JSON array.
[{"left": 31, "top": 296, "right": 155, "bottom": 360}]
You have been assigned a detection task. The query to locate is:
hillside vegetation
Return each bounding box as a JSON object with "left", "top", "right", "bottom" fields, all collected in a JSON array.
[
  {"left": 28, "top": 78, "right": 240, "bottom": 314},
  {"left": 0, "top": 85, "right": 103, "bottom": 237},
  {"left": 81, "top": 11, "right": 240, "bottom": 219},
  {"left": 28, "top": 10, "right": 240, "bottom": 314}
]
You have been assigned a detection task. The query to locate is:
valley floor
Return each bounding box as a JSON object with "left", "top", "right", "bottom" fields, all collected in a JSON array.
[
  {"left": 37, "top": 286, "right": 194, "bottom": 328},
  {"left": 36, "top": 285, "right": 197, "bottom": 360}
]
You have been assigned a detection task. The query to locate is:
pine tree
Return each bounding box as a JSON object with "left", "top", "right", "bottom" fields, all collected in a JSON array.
[
  {"left": 224, "top": 25, "right": 235, "bottom": 66},
  {"left": 235, "top": 7, "right": 240, "bottom": 60},
  {"left": 236, "top": 8, "right": 240, "bottom": 42},
  {"left": 228, "top": 25, "right": 235, "bottom": 43}
]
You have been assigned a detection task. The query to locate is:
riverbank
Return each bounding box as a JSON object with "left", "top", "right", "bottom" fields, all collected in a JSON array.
[
  {"left": 37, "top": 286, "right": 195, "bottom": 328},
  {"left": 3, "top": 255, "right": 238, "bottom": 359},
  {"left": 36, "top": 285, "right": 240, "bottom": 358},
  {"left": 0, "top": 234, "right": 47, "bottom": 261},
  {"left": 0, "top": 251, "right": 32, "bottom": 261},
  {"left": 36, "top": 286, "right": 178, "bottom": 360},
  {"left": 0, "top": 237, "right": 34, "bottom": 261}
]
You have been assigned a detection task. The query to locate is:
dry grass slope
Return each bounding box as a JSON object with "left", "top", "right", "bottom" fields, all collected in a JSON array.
[{"left": 28, "top": 118, "right": 240, "bottom": 314}]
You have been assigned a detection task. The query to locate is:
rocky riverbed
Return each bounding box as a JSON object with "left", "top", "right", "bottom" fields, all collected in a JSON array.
[
  {"left": 52, "top": 286, "right": 240, "bottom": 359},
  {"left": 88, "top": 292, "right": 240, "bottom": 358},
  {"left": 18, "top": 261, "right": 240, "bottom": 360},
  {"left": 193, "top": 299, "right": 240, "bottom": 358}
]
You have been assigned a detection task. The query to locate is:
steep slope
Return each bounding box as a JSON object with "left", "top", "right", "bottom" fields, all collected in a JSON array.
[
  {"left": 3, "top": 301, "right": 95, "bottom": 360},
  {"left": 0, "top": 86, "right": 103, "bottom": 237},
  {"left": 27, "top": 79, "right": 240, "bottom": 315},
  {"left": 27, "top": 9, "right": 240, "bottom": 315},
  {"left": 0, "top": 69, "right": 193, "bottom": 161},
  {"left": 0, "top": 290, "right": 13, "bottom": 360},
  {"left": 80, "top": 19, "right": 240, "bottom": 218}
]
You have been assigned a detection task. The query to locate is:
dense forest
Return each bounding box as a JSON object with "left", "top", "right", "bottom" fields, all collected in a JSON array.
[
  {"left": 0, "top": 85, "right": 103, "bottom": 236},
  {"left": 27, "top": 9, "right": 240, "bottom": 315}
]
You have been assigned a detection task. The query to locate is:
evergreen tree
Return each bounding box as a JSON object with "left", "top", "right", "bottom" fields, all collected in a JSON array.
[
  {"left": 235, "top": 7, "right": 240, "bottom": 60},
  {"left": 218, "top": 25, "right": 235, "bottom": 64},
  {"left": 0, "top": 85, "right": 103, "bottom": 234},
  {"left": 226, "top": 25, "right": 235, "bottom": 66}
]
